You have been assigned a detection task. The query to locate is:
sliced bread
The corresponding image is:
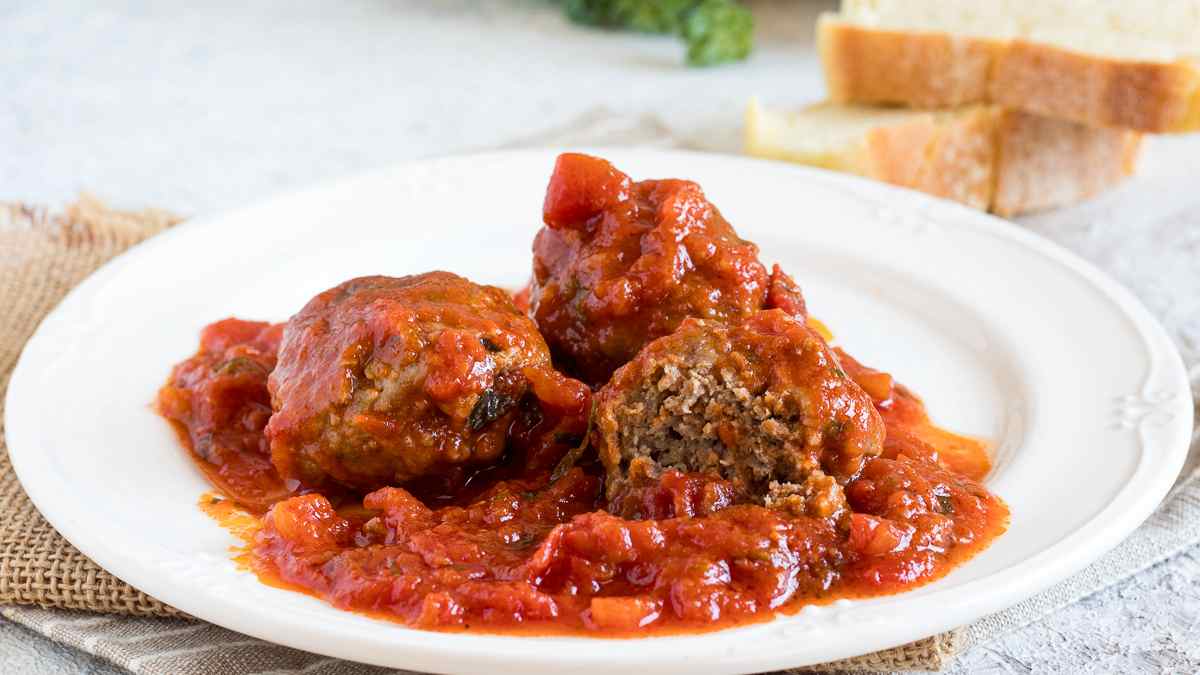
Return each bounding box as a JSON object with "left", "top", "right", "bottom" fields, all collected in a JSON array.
[
  {"left": 745, "top": 99, "right": 1142, "bottom": 216},
  {"left": 818, "top": 0, "right": 1200, "bottom": 133}
]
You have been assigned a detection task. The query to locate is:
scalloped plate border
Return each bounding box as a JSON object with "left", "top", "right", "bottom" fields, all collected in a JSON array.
[{"left": 5, "top": 148, "right": 1193, "bottom": 674}]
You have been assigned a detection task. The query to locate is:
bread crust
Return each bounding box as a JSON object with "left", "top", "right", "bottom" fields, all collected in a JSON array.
[
  {"left": 819, "top": 16, "right": 999, "bottom": 108},
  {"left": 991, "top": 110, "right": 1142, "bottom": 217},
  {"left": 864, "top": 107, "right": 996, "bottom": 211},
  {"left": 819, "top": 15, "right": 1200, "bottom": 133},
  {"left": 744, "top": 102, "right": 1141, "bottom": 216}
]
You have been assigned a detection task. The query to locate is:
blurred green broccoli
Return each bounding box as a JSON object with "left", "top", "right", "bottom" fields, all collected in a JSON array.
[{"left": 562, "top": 0, "right": 753, "bottom": 67}]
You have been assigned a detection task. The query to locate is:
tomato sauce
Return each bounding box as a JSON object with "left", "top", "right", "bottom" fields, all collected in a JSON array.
[
  {"left": 159, "top": 318, "right": 1007, "bottom": 636},
  {"left": 530, "top": 153, "right": 808, "bottom": 389}
]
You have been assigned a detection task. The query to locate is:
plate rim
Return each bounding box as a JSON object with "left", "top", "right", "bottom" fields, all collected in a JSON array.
[{"left": 5, "top": 147, "right": 1193, "bottom": 673}]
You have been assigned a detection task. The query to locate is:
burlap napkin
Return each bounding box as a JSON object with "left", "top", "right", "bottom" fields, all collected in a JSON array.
[
  {"left": 0, "top": 198, "right": 966, "bottom": 673},
  {"left": 1, "top": 199, "right": 182, "bottom": 619}
]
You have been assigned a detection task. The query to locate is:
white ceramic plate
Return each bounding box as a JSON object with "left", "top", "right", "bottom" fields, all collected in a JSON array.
[{"left": 7, "top": 149, "right": 1192, "bottom": 673}]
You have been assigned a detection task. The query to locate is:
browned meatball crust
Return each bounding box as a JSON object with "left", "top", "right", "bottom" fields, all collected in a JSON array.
[{"left": 266, "top": 272, "right": 588, "bottom": 492}]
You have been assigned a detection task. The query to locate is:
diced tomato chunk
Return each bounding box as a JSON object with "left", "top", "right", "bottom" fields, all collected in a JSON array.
[
  {"left": 849, "top": 514, "right": 913, "bottom": 557},
  {"left": 588, "top": 596, "right": 662, "bottom": 630},
  {"left": 543, "top": 153, "right": 632, "bottom": 229},
  {"left": 263, "top": 494, "right": 352, "bottom": 552}
]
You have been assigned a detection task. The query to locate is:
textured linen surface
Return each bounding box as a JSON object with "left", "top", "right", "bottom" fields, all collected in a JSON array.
[
  {"left": 0, "top": 200, "right": 183, "bottom": 618},
  {"left": 1, "top": 116, "right": 1198, "bottom": 674}
]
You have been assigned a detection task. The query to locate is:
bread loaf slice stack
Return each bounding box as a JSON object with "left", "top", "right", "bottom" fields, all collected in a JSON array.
[{"left": 747, "top": 0, "right": 1199, "bottom": 215}]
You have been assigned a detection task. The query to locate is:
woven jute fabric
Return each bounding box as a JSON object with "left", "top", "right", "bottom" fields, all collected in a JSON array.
[
  {"left": 0, "top": 198, "right": 182, "bottom": 617},
  {"left": 0, "top": 198, "right": 959, "bottom": 672}
]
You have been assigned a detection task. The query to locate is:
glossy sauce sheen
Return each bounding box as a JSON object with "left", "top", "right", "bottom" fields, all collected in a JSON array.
[
  {"left": 160, "top": 318, "right": 1007, "bottom": 636},
  {"left": 530, "top": 153, "right": 807, "bottom": 388}
]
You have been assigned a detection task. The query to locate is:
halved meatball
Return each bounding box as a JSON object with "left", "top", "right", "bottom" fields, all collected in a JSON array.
[
  {"left": 530, "top": 153, "right": 806, "bottom": 387},
  {"left": 266, "top": 272, "right": 589, "bottom": 492},
  {"left": 594, "top": 310, "right": 883, "bottom": 520}
]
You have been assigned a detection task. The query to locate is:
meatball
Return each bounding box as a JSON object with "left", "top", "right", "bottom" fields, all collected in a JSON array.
[
  {"left": 594, "top": 309, "right": 884, "bottom": 519},
  {"left": 530, "top": 153, "right": 807, "bottom": 387},
  {"left": 266, "top": 272, "right": 589, "bottom": 492}
]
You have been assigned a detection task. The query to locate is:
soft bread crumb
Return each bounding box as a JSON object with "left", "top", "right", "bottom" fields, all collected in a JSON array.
[{"left": 839, "top": 0, "right": 1200, "bottom": 60}]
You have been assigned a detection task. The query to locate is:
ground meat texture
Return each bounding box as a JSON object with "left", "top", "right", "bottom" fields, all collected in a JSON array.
[
  {"left": 530, "top": 152, "right": 807, "bottom": 387},
  {"left": 593, "top": 310, "right": 884, "bottom": 520},
  {"left": 266, "top": 272, "right": 589, "bottom": 492}
]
